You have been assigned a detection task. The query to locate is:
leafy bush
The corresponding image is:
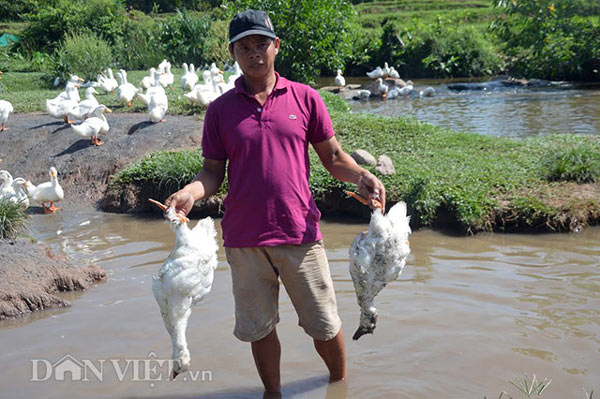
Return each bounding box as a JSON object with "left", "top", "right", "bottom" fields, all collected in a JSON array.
[
  {"left": 0, "top": 199, "right": 29, "bottom": 240},
  {"left": 542, "top": 145, "right": 600, "bottom": 183},
  {"left": 0, "top": 0, "right": 40, "bottom": 22},
  {"left": 159, "top": 8, "right": 212, "bottom": 66},
  {"left": 54, "top": 32, "right": 114, "bottom": 81},
  {"left": 223, "top": 0, "right": 356, "bottom": 84},
  {"left": 114, "top": 10, "right": 165, "bottom": 70},
  {"left": 19, "top": 0, "right": 126, "bottom": 53},
  {"left": 344, "top": 21, "right": 382, "bottom": 76},
  {"left": 204, "top": 19, "right": 232, "bottom": 67},
  {"left": 125, "top": 0, "right": 223, "bottom": 13},
  {"left": 380, "top": 18, "right": 503, "bottom": 78},
  {"left": 492, "top": 0, "right": 600, "bottom": 81}
]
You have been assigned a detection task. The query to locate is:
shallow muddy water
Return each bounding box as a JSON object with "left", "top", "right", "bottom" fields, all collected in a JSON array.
[
  {"left": 323, "top": 77, "right": 600, "bottom": 138},
  {"left": 0, "top": 210, "right": 598, "bottom": 399}
]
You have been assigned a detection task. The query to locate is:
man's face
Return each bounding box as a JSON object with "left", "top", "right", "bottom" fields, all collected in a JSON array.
[{"left": 229, "top": 35, "right": 280, "bottom": 79}]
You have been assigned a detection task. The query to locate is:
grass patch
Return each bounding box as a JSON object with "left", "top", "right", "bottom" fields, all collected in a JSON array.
[
  {"left": 541, "top": 138, "right": 600, "bottom": 183},
  {"left": 0, "top": 198, "right": 29, "bottom": 240}
]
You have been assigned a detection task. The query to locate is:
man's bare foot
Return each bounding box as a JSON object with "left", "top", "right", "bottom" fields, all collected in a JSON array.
[{"left": 262, "top": 391, "right": 282, "bottom": 399}]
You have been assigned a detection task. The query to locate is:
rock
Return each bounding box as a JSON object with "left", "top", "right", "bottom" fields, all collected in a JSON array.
[
  {"left": 351, "top": 150, "right": 377, "bottom": 166},
  {"left": 0, "top": 240, "right": 106, "bottom": 320},
  {"left": 375, "top": 155, "right": 395, "bottom": 175}
]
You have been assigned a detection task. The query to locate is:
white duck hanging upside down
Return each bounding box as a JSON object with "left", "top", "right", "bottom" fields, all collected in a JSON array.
[
  {"left": 345, "top": 191, "right": 411, "bottom": 340},
  {"left": 149, "top": 199, "right": 219, "bottom": 379}
]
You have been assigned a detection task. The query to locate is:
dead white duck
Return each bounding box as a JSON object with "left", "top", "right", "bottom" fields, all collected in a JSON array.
[
  {"left": 31, "top": 166, "right": 64, "bottom": 214},
  {"left": 345, "top": 191, "right": 411, "bottom": 340},
  {"left": 71, "top": 105, "right": 112, "bottom": 146},
  {"left": 149, "top": 199, "right": 218, "bottom": 379}
]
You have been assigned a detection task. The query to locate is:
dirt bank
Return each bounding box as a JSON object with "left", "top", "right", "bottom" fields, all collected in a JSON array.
[
  {"left": 0, "top": 112, "right": 203, "bottom": 208},
  {"left": 0, "top": 112, "right": 203, "bottom": 320},
  {"left": 0, "top": 239, "right": 106, "bottom": 320}
]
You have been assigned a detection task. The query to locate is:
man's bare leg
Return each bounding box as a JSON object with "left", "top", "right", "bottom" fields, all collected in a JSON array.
[
  {"left": 314, "top": 329, "right": 346, "bottom": 382},
  {"left": 252, "top": 328, "right": 281, "bottom": 394}
]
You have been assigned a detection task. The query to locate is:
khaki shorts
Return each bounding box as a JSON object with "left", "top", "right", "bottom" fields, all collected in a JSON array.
[{"left": 225, "top": 240, "right": 342, "bottom": 342}]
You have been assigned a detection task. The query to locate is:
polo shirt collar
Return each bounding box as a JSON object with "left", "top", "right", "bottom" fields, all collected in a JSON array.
[{"left": 234, "top": 71, "right": 289, "bottom": 97}]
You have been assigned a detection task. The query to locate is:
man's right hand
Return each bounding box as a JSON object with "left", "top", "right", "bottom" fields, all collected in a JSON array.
[{"left": 164, "top": 188, "right": 196, "bottom": 216}]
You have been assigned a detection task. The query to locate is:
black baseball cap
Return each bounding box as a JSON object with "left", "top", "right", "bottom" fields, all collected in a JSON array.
[{"left": 229, "top": 10, "right": 276, "bottom": 44}]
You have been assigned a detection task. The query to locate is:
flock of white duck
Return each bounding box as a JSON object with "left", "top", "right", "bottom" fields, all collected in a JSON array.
[
  {"left": 335, "top": 62, "right": 436, "bottom": 100},
  {"left": 43, "top": 59, "right": 242, "bottom": 146},
  {"left": 0, "top": 161, "right": 64, "bottom": 214},
  {"left": 0, "top": 59, "right": 242, "bottom": 215}
]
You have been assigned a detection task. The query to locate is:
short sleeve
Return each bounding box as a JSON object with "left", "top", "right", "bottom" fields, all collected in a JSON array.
[
  {"left": 201, "top": 104, "right": 227, "bottom": 160},
  {"left": 307, "top": 89, "right": 335, "bottom": 144}
]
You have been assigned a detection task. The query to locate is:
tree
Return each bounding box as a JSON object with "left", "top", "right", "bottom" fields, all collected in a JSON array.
[{"left": 223, "top": 0, "right": 356, "bottom": 84}]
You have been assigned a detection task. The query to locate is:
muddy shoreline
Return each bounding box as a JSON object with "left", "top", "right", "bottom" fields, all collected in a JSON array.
[{"left": 0, "top": 112, "right": 203, "bottom": 319}]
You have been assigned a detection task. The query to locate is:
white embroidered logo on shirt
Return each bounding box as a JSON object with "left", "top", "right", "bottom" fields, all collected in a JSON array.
[{"left": 288, "top": 114, "right": 297, "bottom": 120}]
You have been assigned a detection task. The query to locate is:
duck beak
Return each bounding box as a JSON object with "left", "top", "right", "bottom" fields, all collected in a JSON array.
[
  {"left": 149, "top": 198, "right": 168, "bottom": 211},
  {"left": 51, "top": 171, "right": 57, "bottom": 178},
  {"left": 105, "top": 107, "right": 113, "bottom": 113},
  {"left": 148, "top": 198, "right": 190, "bottom": 223},
  {"left": 78, "top": 77, "right": 84, "bottom": 82},
  {"left": 344, "top": 190, "right": 383, "bottom": 209}
]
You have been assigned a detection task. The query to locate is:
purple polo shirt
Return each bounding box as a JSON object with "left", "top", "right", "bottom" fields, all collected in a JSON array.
[{"left": 202, "top": 73, "right": 335, "bottom": 247}]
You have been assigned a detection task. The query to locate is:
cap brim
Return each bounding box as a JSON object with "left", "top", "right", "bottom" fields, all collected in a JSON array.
[{"left": 229, "top": 30, "right": 276, "bottom": 44}]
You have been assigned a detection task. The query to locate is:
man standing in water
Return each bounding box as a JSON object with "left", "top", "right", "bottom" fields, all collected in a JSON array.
[{"left": 165, "top": 9, "right": 385, "bottom": 396}]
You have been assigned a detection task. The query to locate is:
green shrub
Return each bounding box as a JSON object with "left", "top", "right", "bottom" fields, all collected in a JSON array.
[
  {"left": 204, "top": 19, "right": 231, "bottom": 67},
  {"left": 54, "top": 32, "right": 114, "bottom": 81},
  {"left": 19, "top": 0, "right": 126, "bottom": 53},
  {"left": 159, "top": 8, "right": 212, "bottom": 66},
  {"left": 0, "top": 0, "right": 40, "bottom": 22},
  {"left": 223, "top": 0, "right": 356, "bottom": 84},
  {"left": 345, "top": 21, "right": 382, "bottom": 75},
  {"left": 114, "top": 10, "right": 165, "bottom": 70},
  {"left": 381, "top": 18, "right": 503, "bottom": 78},
  {"left": 0, "top": 199, "right": 29, "bottom": 240},
  {"left": 542, "top": 145, "right": 600, "bottom": 183},
  {"left": 492, "top": 0, "right": 600, "bottom": 81}
]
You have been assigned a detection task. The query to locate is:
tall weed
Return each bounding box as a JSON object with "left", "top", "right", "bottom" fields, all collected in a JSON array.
[{"left": 54, "top": 32, "right": 114, "bottom": 81}]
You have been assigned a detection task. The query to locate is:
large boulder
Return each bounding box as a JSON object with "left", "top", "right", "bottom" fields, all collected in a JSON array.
[
  {"left": 375, "top": 155, "right": 396, "bottom": 175},
  {"left": 351, "top": 150, "right": 377, "bottom": 166}
]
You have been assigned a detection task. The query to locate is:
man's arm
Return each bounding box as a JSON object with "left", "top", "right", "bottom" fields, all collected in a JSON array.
[
  {"left": 164, "top": 158, "right": 226, "bottom": 216},
  {"left": 313, "top": 136, "right": 386, "bottom": 209}
]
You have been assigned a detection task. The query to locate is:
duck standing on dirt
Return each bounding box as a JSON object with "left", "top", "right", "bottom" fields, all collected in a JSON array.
[
  {"left": 31, "top": 166, "right": 64, "bottom": 214},
  {"left": 346, "top": 191, "right": 411, "bottom": 340},
  {"left": 148, "top": 199, "right": 219, "bottom": 379},
  {"left": 0, "top": 99, "right": 13, "bottom": 132},
  {"left": 71, "top": 105, "right": 112, "bottom": 146}
]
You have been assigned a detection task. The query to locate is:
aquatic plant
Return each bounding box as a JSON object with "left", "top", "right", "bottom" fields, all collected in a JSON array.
[{"left": 0, "top": 198, "right": 29, "bottom": 240}]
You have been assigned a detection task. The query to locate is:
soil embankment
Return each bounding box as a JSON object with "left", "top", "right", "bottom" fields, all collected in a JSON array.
[{"left": 0, "top": 239, "right": 106, "bottom": 320}]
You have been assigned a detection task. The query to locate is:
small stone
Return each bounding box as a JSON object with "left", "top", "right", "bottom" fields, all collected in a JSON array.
[
  {"left": 375, "top": 155, "right": 395, "bottom": 175},
  {"left": 351, "top": 150, "right": 377, "bottom": 166}
]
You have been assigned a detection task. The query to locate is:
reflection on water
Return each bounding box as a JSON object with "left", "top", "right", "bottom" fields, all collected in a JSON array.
[
  {"left": 332, "top": 77, "right": 600, "bottom": 138},
  {"left": 0, "top": 210, "right": 599, "bottom": 398}
]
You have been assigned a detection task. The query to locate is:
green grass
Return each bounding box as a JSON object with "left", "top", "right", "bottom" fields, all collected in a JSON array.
[
  {"left": 0, "top": 68, "right": 223, "bottom": 115},
  {"left": 0, "top": 198, "right": 29, "bottom": 240},
  {"left": 354, "top": 0, "right": 499, "bottom": 28},
  {"left": 109, "top": 91, "right": 600, "bottom": 233}
]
